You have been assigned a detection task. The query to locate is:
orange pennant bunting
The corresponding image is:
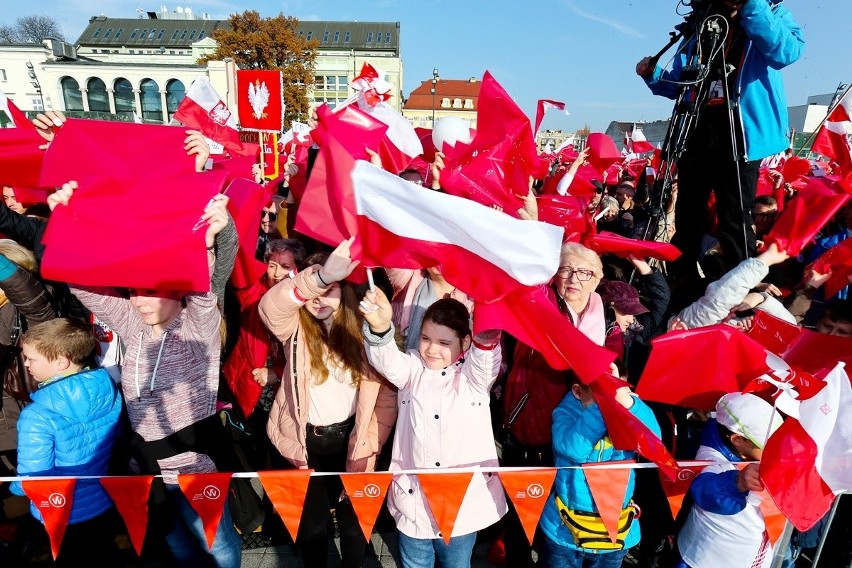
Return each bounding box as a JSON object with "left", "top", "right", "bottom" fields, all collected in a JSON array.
[
  {"left": 582, "top": 461, "right": 632, "bottom": 544},
  {"left": 258, "top": 470, "right": 313, "bottom": 542},
  {"left": 22, "top": 479, "right": 76, "bottom": 559},
  {"left": 100, "top": 475, "right": 155, "bottom": 556},
  {"left": 177, "top": 473, "right": 233, "bottom": 549},
  {"left": 658, "top": 465, "right": 709, "bottom": 520},
  {"left": 339, "top": 472, "right": 393, "bottom": 541},
  {"left": 497, "top": 468, "right": 557, "bottom": 545},
  {"left": 416, "top": 472, "right": 474, "bottom": 544}
]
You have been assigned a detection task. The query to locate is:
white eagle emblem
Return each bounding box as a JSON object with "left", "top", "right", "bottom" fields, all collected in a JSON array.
[
  {"left": 248, "top": 79, "right": 270, "bottom": 120},
  {"left": 207, "top": 101, "right": 231, "bottom": 126}
]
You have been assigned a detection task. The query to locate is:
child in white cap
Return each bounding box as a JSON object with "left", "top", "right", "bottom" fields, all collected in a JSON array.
[{"left": 675, "top": 392, "right": 784, "bottom": 568}]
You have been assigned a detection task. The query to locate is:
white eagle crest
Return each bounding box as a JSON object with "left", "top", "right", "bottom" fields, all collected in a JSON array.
[{"left": 248, "top": 80, "right": 270, "bottom": 120}]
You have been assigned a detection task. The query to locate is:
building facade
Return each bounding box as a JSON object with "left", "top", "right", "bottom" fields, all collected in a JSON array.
[
  {"left": 0, "top": 7, "right": 403, "bottom": 126},
  {"left": 402, "top": 76, "right": 480, "bottom": 129}
]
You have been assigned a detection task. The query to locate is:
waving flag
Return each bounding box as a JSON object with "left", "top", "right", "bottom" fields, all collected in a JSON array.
[
  {"left": 173, "top": 76, "right": 255, "bottom": 157},
  {"left": 761, "top": 363, "right": 852, "bottom": 531},
  {"left": 807, "top": 237, "right": 852, "bottom": 299},
  {"left": 630, "top": 125, "right": 655, "bottom": 154},
  {"left": 811, "top": 89, "right": 852, "bottom": 180},
  {"left": 534, "top": 99, "right": 568, "bottom": 134},
  {"left": 0, "top": 90, "right": 35, "bottom": 129}
]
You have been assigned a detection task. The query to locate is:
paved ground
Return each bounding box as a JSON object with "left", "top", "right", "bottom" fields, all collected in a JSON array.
[{"left": 1, "top": 397, "right": 506, "bottom": 567}]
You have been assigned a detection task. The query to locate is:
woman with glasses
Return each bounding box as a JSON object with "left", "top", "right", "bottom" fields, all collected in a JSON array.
[
  {"left": 497, "top": 242, "right": 607, "bottom": 568},
  {"left": 256, "top": 203, "right": 283, "bottom": 261}
]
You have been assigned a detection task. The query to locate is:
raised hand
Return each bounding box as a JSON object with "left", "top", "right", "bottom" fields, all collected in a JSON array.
[
  {"left": 359, "top": 287, "right": 393, "bottom": 333},
  {"left": 47, "top": 180, "right": 78, "bottom": 211},
  {"left": 317, "top": 237, "right": 361, "bottom": 285}
]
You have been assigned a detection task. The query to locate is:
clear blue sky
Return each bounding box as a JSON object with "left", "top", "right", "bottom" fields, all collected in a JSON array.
[{"left": 5, "top": 1, "right": 850, "bottom": 132}]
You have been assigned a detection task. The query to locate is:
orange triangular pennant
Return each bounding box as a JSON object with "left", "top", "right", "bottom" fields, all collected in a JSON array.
[
  {"left": 417, "top": 472, "right": 474, "bottom": 544},
  {"left": 658, "top": 465, "right": 709, "bottom": 520},
  {"left": 339, "top": 472, "right": 393, "bottom": 541},
  {"left": 258, "top": 469, "right": 313, "bottom": 541},
  {"left": 22, "top": 479, "right": 76, "bottom": 559},
  {"left": 582, "top": 461, "right": 632, "bottom": 544},
  {"left": 100, "top": 475, "right": 155, "bottom": 556},
  {"left": 177, "top": 472, "right": 233, "bottom": 549},
  {"left": 497, "top": 468, "right": 557, "bottom": 545}
]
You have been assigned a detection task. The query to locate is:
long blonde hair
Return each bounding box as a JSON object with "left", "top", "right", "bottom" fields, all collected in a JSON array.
[{"left": 0, "top": 240, "right": 38, "bottom": 274}]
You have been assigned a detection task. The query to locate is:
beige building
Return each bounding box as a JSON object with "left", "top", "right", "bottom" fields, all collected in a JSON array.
[
  {"left": 402, "top": 75, "right": 480, "bottom": 129},
  {"left": 0, "top": 7, "right": 403, "bottom": 126}
]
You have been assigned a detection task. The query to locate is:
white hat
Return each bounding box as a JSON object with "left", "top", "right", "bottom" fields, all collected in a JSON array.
[{"left": 715, "top": 393, "right": 784, "bottom": 449}]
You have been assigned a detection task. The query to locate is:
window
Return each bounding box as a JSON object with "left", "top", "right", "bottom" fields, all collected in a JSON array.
[
  {"left": 344, "top": 31, "right": 351, "bottom": 43},
  {"left": 148, "top": 30, "right": 156, "bottom": 39},
  {"left": 101, "top": 49, "right": 110, "bottom": 54},
  {"left": 337, "top": 76, "right": 348, "bottom": 90},
  {"left": 86, "top": 77, "right": 109, "bottom": 112},
  {"left": 129, "top": 49, "right": 135, "bottom": 54},
  {"left": 314, "top": 75, "right": 324, "bottom": 90},
  {"left": 113, "top": 78, "right": 134, "bottom": 116},
  {"left": 327, "top": 76, "right": 337, "bottom": 90},
  {"left": 140, "top": 29, "right": 148, "bottom": 39},
  {"left": 93, "top": 27, "right": 102, "bottom": 38},
  {"left": 31, "top": 98, "right": 43, "bottom": 112},
  {"left": 333, "top": 31, "right": 340, "bottom": 42},
  {"left": 322, "top": 31, "right": 329, "bottom": 42},
  {"left": 306, "top": 31, "right": 312, "bottom": 41},
  {"left": 104, "top": 28, "right": 113, "bottom": 39},
  {"left": 140, "top": 78, "right": 162, "bottom": 122},
  {"left": 464, "top": 99, "right": 474, "bottom": 109},
  {"left": 441, "top": 98, "right": 450, "bottom": 108},
  {"left": 180, "top": 30, "right": 187, "bottom": 40},
  {"left": 453, "top": 98, "right": 462, "bottom": 109},
  {"left": 385, "top": 32, "right": 392, "bottom": 43},
  {"left": 115, "top": 28, "right": 123, "bottom": 39},
  {"left": 170, "top": 50, "right": 175, "bottom": 54},
  {"left": 0, "top": 69, "right": 6, "bottom": 81},
  {"left": 60, "top": 77, "right": 83, "bottom": 112},
  {"left": 165, "top": 79, "right": 186, "bottom": 120},
  {"left": 189, "top": 30, "right": 196, "bottom": 40},
  {"left": 171, "top": 30, "right": 179, "bottom": 40},
  {"left": 131, "top": 29, "right": 139, "bottom": 39},
  {"left": 197, "top": 30, "right": 205, "bottom": 39},
  {"left": 158, "top": 30, "right": 165, "bottom": 39},
  {"left": 366, "top": 32, "right": 373, "bottom": 42}
]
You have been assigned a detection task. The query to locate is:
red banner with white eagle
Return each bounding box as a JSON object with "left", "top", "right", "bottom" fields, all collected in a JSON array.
[{"left": 236, "top": 70, "right": 284, "bottom": 133}]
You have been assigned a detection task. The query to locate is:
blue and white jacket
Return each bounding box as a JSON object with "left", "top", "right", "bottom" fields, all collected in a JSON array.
[
  {"left": 10, "top": 367, "right": 122, "bottom": 524},
  {"left": 643, "top": 0, "right": 804, "bottom": 161}
]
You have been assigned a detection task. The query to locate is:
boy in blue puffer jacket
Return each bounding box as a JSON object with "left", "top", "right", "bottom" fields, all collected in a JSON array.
[{"left": 10, "top": 318, "right": 123, "bottom": 565}]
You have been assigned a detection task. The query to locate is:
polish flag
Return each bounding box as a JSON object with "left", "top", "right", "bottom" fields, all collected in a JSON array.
[
  {"left": 761, "top": 363, "right": 852, "bottom": 531},
  {"left": 534, "top": 99, "right": 568, "bottom": 134},
  {"left": 811, "top": 89, "right": 852, "bottom": 180},
  {"left": 350, "top": 160, "right": 563, "bottom": 302},
  {"left": 173, "top": 76, "right": 254, "bottom": 157},
  {"left": 630, "top": 125, "right": 655, "bottom": 154},
  {"left": 0, "top": 89, "right": 35, "bottom": 129},
  {"left": 356, "top": 98, "right": 422, "bottom": 175}
]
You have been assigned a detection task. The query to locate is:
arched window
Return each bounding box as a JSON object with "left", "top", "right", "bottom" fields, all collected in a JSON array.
[
  {"left": 139, "top": 78, "right": 162, "bottom": 122},
  {"left": 165, "top": 79, "right": 186, "bottom": 120},
  {"left": 86, "top": 77, "right": 109, "bottom": 112},
  {"left": 60, "top": 77, "right": 83, "bottom": 112},
  {"left": 113, "top": 78, "right": 135, "bottom": 117}
]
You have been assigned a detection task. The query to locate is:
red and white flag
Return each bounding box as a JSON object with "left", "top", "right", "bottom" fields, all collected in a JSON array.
[
  {"left": 534, "top": 99, "right": 568, "bottom": 134},
  {"left": 811, "top": 89, "right": 852, "bottom": 180},
  {"left": 173, "top": 76, "right": 254, "bottom": 157},
  {"left": 761, "top": 363, "right": 852, "bottom": 531},
  {"left": 630, "top": 125, "right": 655, "bottom": 154},
  {"left": 0, "top": 89, "right": 35, "bottom": 129},
  {"left": 350, "top": 161, "right": 563, "bottom": 302}
]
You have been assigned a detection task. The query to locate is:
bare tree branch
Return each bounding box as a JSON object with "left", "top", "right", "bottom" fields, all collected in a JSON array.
[{"left": 15, "top": 15, "right": 64, "bottom": 44}]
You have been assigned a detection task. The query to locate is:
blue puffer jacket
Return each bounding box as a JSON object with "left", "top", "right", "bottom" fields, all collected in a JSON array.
[
  {"left": 539, "top": 391, "right": 661, "bottom": 552},
  {"left": 10, "top": 367, "right": 122, "bottom": 524},
  {"left": 643, "top": 0, "right": 804, "bottom": 161}
]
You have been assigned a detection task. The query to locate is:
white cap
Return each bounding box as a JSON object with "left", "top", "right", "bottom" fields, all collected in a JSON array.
[{"left": 715, "top": 393, "right": 783, "bottom": 449}]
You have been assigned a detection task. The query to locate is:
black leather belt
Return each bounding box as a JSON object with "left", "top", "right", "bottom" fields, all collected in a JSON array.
[{"left": 307, "top": 414, "right": 355, "bottom": 437}]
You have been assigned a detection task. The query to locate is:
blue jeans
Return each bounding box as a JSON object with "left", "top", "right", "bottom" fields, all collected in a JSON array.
[
  {"left": 397, "top": 530, "right": 477, "bottom": 568},
  {"left": 539, "top": 535, "right": 627, "bottom": 568},
  {"left": 163, "top": 484, "right": 242, "bottom": 568}
]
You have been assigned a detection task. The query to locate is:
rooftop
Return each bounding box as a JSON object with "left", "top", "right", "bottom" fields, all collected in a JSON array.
[{"left": 404, "top": 78, "right": 481, "bottom": 111}]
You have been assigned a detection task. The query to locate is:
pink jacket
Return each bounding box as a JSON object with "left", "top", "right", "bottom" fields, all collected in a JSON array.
[
  {"left": 364, "top": 324, "right": 508, "bottom": 539},
  {"left": 258, "top": 266, "right": 397, "bottom": 472}
]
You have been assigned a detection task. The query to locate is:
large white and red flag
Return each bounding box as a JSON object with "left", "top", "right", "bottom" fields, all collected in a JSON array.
[
  {"left": 630, "top": 124, "right": 655, "bottom": 154},
  {"left": 350, "top": 160, "right": 563, "bottom": 301},
  {"left": 534, "top": 99, "right": 568, "bottom": 134},
  {"left": 761, "top": 363, "right": 852, "bottom": 531},
  {"left": 173, "top": 76, "right": 255, "bottom": 157},
  {"left": 811, "top": 89, "right": 852, "bottom": 180}
]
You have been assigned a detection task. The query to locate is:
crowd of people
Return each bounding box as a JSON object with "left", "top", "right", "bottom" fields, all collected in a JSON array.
[{"left": 0, "top": 1, "right": 850, "bottom": 567}]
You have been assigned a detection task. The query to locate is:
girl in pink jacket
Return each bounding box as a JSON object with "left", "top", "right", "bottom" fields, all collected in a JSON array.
[{"left": 359, "top": 289, "right": 508, "bottom": 568}]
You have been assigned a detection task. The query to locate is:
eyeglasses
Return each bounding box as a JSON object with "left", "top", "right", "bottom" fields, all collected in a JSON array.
[
  {"left": 261, "top": 210, "right": 277, "bottom": 221},
  {"left": 556, "top": 266, "right": 595, "bottom": 281},
  {"left": 754, "top": 211, "right": 777, "bottom": 220}
]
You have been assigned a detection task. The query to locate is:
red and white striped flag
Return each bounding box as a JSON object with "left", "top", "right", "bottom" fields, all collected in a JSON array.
[
  {"left": 173, "top": 76, "right": 254, "bottom": 157},
  {"left": 630, "top": 124, "right": 655, "bottom": 154},
  {"left": 534, "top": 99, "right": 568, "bottom": 135},
  {"left": 761, "top": 363, "right": 852, "bottom": 531},
  {"left": 811, "top": 89, "right": 852, "bottom": 180},
  {"left": 355, "top": 99, "right": 422, "bottom": 175}
]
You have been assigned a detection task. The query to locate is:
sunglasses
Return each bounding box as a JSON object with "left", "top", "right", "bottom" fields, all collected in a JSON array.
[{"left": 261, "top": 210, "right": 277, "bottom": 221}]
